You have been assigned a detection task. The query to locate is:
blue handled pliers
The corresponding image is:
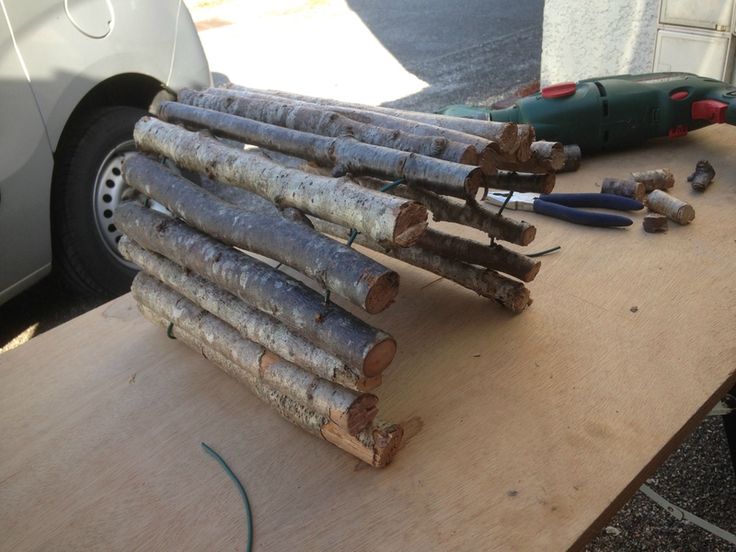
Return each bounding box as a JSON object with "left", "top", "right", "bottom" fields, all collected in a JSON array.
[{"left": 486, "top": 191, "right": 644, "bottom": 227}]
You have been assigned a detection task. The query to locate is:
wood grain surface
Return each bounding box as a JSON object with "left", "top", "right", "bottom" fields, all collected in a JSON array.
[{"left": 2, "top": 125, "right": 736, "bottom": 551}]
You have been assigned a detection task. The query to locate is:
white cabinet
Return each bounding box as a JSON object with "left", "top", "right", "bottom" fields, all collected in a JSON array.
[
  {"left": 654, "top": 0, "right": 736, "bottom": 81},
  {"left": 660, "top": 0, "right": 734, "bottom": 31},
  {"left": 653, "top": 28, "right": 732, "bottom": 78}
]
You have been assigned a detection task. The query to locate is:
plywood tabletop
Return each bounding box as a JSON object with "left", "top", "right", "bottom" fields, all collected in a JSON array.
[{"left": 2, "top": 126, "right": 736, "bottom": 551}]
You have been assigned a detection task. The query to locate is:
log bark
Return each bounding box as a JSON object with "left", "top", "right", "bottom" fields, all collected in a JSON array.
[
  {"left": 132, "top": 274, "right": 378, "bottom": 435},
  {"left": 133, "top": 117, "right": 428, "bottom": 247},
  {"left": 203, "top": 179, "right": 539, "bottom": 282},
  {"left": 119, "top": 237, "right": 380, "bottom": 391},
  {"left": 600, "top": 178, "right": 645, "bottom": 202},
  {"left": 206, "top": 86, "right": 501, "bottom": 173},
  {"left": 158, "top": 100, "right": 483, "bottom": 200},
  {"left": 498, "top": 140, "right": 565, "bottom": 173},
  {"left": 646, "top": 190, "right": 695, "bottom": 225},
  {"left": 138, "top": 305, "right": 402, "bottom": 467},
  {"left": 114, "top": 203, "right": 396, "bottom": 377},
  {"left": 309, "top": 218, "right": 532, "bottom": 313},
  {"left": 687, "top": 160, "right": 716, "bottom": 192},
  {"left": 416, "top": 229, "right": 541, "bottom": 282},
  {"left": 642, "top": 213, "right": 668, "bottom": 233},
  {"left": 175, "top": 90, "right": 479, "bottom": 170},
  {"left": 357, "top": 176, "right": 536, "bottom": 246},
  {"left": 561, "top": 145, "right": 582, "bottom": 172},
  {"left": 631, "top": 168, "right": 675, "bottom": 192},
  {"left": 485, "top": 171, "right": 555, "bottom": 194},
  {"left": 221, "top": 84, "right": 521, "bottom": 156},
  {"left": 124, "top": 154, "right": 399, "bottom": 313}
]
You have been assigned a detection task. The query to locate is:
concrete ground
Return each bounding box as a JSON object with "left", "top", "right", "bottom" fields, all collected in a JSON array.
[{"left": 2, "top": 0, "right": 734, "bottom": 548}]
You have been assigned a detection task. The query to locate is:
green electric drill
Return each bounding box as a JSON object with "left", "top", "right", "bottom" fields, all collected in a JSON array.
[{"left": 441, "top": 72, "right": 736, "bottom": 152}]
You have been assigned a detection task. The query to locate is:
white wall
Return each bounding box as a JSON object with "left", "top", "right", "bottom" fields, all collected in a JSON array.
[{"left": 541, "top": 0, "right": 660, "bottom": 85}]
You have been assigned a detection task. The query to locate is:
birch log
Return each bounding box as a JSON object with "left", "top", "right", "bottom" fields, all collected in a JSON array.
[
  {"left": 176, "top": 90, "right": 477, "bottom": 168},
  {"left": 642, "top": 213, "right": 668, "bottom": 233},
  {"left": 204, "top": 175, "right": 539, "bottom": 273},
  {"left": 124, "top": 154, "right": 399, "bottom": 312},
  {"left": 561, "top": 145, "right": 582, "bottom": 172},
  {"left": 631, "top": 169, "right": 675, "bottom": 192},
  {"left": 157, "top": 100, "right": 483, "bottom": 199},
  {"left": 601, "top": 178, "right": 645, "bottom": 202},
  {"left": 205, "top": 87, "right": 501, "bottom": 172},
  {"left": 486, "top": 171, "right": 556, "bottom": 194},
  {"left": 222, "top": 84, "right": 521, "bottom": 156},
  {"left": 114, "top": 203, "right": 396, "bottom": 377},
  {"left": 646, "top": 190, "right": 695, "bottom": 225},
  {"left": 133, "top": 117, "right": 428, "bottom": 247},
  {"left": 310, "top": 218, "right": 532, "bottom": 313},
  {"left": 357, "top": 177, "right": 537, "bottom": 246},
  {"left": 498, "top": 141, "right": 565, "bottom": 173},
  {"left": 138, "top": 305, "right": 403, "bottom": 467},
  {"left": 416, "top": 229, "right": 541, "bottom": 282},
  {"left": 133, "top": 274, "right": 378, "bottom": 435},
  {"left": 119, "top": 237, "right": 380, "bottom": 391}
]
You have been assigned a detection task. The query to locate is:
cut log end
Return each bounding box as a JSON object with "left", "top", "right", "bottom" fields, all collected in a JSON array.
[
  {"left": 344, "top": 394, "right": 380, "bottom": 435},
  {"left": 459, "top": 146, "right": 478, "bottom": 166},
  {"left": 540, "top": 173, "right": 556, "bottom": 195},
  {"left": 561, "top": 144, "right": 582, "bottom": 172},
  {"left": 363, "top": 337, "right": 398, "bottom": 378},
  {"left": 496, "top": 123, "right": 520, "bottom": 154},
  {"left": 364, "top": 270, "right": 400, "bottom": 314},
  {"left": 504, "top": 286, "right": 533, "bottom": 314},
  {"left": 392, "top": 202, "right": 429, "bottom": 246},
  {"left": 369, "top": 423, "right": 405, "bottom": 467},
  {"left": 517, "top": 223, "right": 537, "bottom": 246},
  {"left": 477, "top": 148, "right": 497, "bottom": 176},
  {"left": 523, "top": 258, "right": 542, "bottom": 282},
  {"left": 320, "top": 420, "right": 404, "bottom": 468},
  {"left": 465, "top": 167, "right": 485, "bottom": 198}
]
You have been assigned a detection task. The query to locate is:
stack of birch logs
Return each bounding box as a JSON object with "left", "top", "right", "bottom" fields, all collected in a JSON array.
[{"left": 114, "top": 84, "right": 564, "bottom": 467}]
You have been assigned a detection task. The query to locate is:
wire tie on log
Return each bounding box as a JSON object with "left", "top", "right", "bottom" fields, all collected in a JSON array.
[
  {"left": 496, "top": 191, "right": 513, "bottom": 216},
  {"left": 201, "top": 442, "right": 254, "bottom": 552},
  {"left": 346, "top": 228, "right": 359, "bottom": 247},
  {"left": 166, "top": 322, "right": 177, "bottom": 339},
  {"left": 379, "top": 177, "right": 406, "bottom": 193},
  {"left": 324, "top": 223, "right": 364, "bottom": 305},
  {"left": 527, "top": 245, "right": 561, "bottom": 258}
]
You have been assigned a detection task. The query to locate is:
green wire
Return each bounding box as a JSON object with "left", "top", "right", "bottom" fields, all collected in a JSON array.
[
  {"left": 201, "top": 442, "right": 254, "bottom": 552},
  {"left": 379, "top": 177, "right": 406, "bottom": 192},
  {"left": 526, "top": 245, "right": 561, "bottom": 258}
]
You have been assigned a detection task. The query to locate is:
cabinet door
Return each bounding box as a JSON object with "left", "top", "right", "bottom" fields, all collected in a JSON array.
[
  {"left": 0, "top": 6, "right": 54, "bottom": 301},
  {"left": 653, "top": 29, "right": 731, "bottom": 79},
  {"left": 660, "top": 0, "right": 734, "bottom": 31}
]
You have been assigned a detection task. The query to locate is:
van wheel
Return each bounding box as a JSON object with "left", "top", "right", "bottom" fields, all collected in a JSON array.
[{"left": 52, "top": 106, "right": 146, "bottom": 297}]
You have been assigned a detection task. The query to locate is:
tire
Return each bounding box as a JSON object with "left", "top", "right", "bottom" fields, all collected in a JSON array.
[{"left": 52, "top": 106, "right": 146, "bottom": 297}]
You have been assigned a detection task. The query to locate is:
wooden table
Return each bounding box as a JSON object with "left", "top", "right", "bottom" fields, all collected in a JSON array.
[{"left": 2, "top": 126, "right": 736, "bottom": 551}]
